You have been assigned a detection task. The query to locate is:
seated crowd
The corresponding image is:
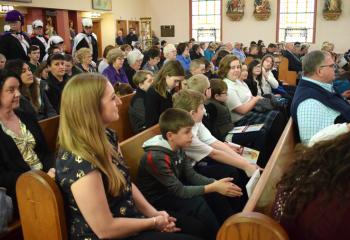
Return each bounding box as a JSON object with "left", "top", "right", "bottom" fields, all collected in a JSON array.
[{"left": 1, "top": 9, "right": 350, "bottom": 240}]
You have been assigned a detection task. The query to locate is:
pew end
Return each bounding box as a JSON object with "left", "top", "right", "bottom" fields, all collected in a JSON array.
[
  {"left": 217, "top": 212, "right": 289, "bottom": 240},
  {"left": 16, "top": 170, "right": 67, "bottom": 240},
  {"left": 120, "top": 124, "right": 161, "bottom": 181},
  {"left": 39, "top": 116, "right": 60, "bottom": 153}
]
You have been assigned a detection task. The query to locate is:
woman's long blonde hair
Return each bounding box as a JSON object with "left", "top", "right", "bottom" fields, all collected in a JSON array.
[{"left": 58, "top": 73, "right": 126, "bottom": 196}]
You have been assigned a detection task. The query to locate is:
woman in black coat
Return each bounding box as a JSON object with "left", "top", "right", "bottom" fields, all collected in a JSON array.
[{"left": 0, "top": 70, "right": 54, "bottom": 211}]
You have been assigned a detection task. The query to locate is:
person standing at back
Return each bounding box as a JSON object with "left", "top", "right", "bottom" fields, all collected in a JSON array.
[
  {"left": 72, "top": 18, "right": 99, "bottom": 63},
  {"left": 30, "top": 19, "right": 48, "bottom": 62},
  {"left": 0, "top": 10, "right": 30, "bottom": 61}
]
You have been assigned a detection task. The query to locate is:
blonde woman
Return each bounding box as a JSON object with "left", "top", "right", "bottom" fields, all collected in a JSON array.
[
  {"left": 55, "top": 73, "right": 201, "bottom": 240},
  {"left": 75, "top": 47, "right": 96, "bottom": 73}
]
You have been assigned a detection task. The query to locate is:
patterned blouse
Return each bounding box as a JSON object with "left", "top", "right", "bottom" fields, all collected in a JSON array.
[
  {"left": 55, "top": 129, "right": 142, "bottom": 240},
  {"left": 0, "top": 120, "right": 42, "bottom": 170}
]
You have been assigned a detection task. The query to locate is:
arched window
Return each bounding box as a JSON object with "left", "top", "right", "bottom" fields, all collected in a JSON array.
[
  {"left": 190, "top": 0, "right": 222, "bottom": 42},
  {"left": 277, "top": 0, "right": 317, "bottom": 43}
]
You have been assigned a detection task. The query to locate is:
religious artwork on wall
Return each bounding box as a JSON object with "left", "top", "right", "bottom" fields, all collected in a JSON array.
[
  {"left": 226, "top": 0, "right": 245, "bottom": 21},
  {"left": 323, "top": 0, "right": 342, "bottom": 20},
  {"left": 92, "top": 0, "right": 112, "bottom": 11},
  {"left": 253, "top": 0, "right": 271, "bottom": 21}
]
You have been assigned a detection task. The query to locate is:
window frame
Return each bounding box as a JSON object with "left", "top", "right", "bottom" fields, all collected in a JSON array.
[
  {"left": 189, "top": 0, "right": 223, "bottom": 42},
  {"left": 276, "top": 0, "right": 317, "bottom": 43}
]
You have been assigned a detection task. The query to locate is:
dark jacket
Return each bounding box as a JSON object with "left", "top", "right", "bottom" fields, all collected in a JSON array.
[
  {"left": 137, "top": 135, "right": 214, "bottom": 203},
  {"left": 75, "top": 32, "right": 99, "bottom": 63},
  {"left": 0, "top": 32, "right": 30, "bottom": 61},
  {"left": 145, "top": 86, "right": 173, "bottom": 128},
  {"left": 45, "top": 72, "right": 68, "bottom": 113},
  {"left": 282, "top": 50, "right": 302, "bottom": 73},
  {"left": 30, "top": 35, "right": 49, "bottom": 62},
  {"left": 0, "top": 110, "right": 54, "bottom": 208},
  {"left": 116, "top": 36, "right": 125, "bottom": 45},
  {"left": 291, "top": 78, "right": 350, "bottom": 134},
  {"left": 128, "top": 88, "right": 147, "bottom": 133},
  {"left": 206, "top": 99, "right": 234, "bottom": 141},
  {"left": 126, "top": 33, "right": 138, "bottom": 46},
  {"left": 123, "top": 61, "right": 137, "bottom": 89}
]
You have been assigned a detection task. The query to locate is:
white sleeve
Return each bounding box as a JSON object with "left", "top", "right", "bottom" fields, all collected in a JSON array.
[
  {"left": 197, "top": 123, "right": 217, "bottom": 145},
  {"left": 308, "top": 123, "right": 349, "bottom": 147},
  {"left": 184, "top": 136, "right": 213, "bottom": 162},
  {"left": 226, "top": 86, "right": 244, "bottom": 111},
  {"left": 266, "top": 71, "right": 279, "bottom": 89}
]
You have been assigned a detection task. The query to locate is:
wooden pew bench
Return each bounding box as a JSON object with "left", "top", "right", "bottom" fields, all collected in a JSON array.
[
  {"left": 15, "top": 124, "right": 160, "bottom": 240},
  {"left": 217, "top": 118, "right": 297, "bottom": 240},
  {"left": 38, "top": 92, "right": 136, "bottom": 153}
]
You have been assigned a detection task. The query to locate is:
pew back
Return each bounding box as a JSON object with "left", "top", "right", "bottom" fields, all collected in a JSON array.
[
  {"left": 120, "top": 124, "right": 160, "bottom": 181},
  {"left": 108, "top": 93, "right": 134, "bottom": 142},
  {"left": 217, "top": 118, "right": 296, "bottom": 240},
  {"left": 278, "top": 57, "right": 289, "bottom": 81},
  {"left": 16, "top": 170, "right": 67, "bottom": 240},
  {"left": 39, "top": 116, "right": 60, "bottom": 153}
]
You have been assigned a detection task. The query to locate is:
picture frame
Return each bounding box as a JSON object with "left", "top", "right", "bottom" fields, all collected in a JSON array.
[{"left": 92, "top": 0, "right": 112, "bottom": 11}]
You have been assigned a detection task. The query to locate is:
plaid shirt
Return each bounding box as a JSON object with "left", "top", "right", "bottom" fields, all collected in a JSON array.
[{"left": 297, "top": 77, "right": 340, "bottom": 144}]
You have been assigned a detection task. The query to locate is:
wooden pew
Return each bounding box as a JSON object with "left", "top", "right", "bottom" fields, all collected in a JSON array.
[
  {"left": 39, "top": 115, "right": 60, "bottom": 153},
  {"left": 278, "top": 57, "right": 289, "bottom": 82},
  {"left": 120, "top": 124, "right": 160, "bottom": 181},
  {"left": 217, "top": 118, "right": 297, "bottom": 240},
  {"left": 16, "top": 170, "right": 67, "bottom": 240},
  {"left": 38, "top": 93, "right": 136, "bottom": 153},
  {"left": 108, "top": 92, "right": 135, "bottom": 142}
]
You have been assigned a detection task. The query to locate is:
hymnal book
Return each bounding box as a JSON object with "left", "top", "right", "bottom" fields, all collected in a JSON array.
[
  {"left": 226, "top": 142, "right": 260, "bottom": 164},
  {"left": 246, "top": 169, "right": 261, "bottom": 198},
  {"left": 229, "top": 124, "right": 264, "bottom": 134}
]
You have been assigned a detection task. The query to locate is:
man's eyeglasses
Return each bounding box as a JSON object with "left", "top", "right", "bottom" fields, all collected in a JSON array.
[{"left": 320, "top": 63, "right": 336, "bottom": 70}]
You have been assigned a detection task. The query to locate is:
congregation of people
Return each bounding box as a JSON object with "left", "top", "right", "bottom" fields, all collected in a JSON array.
[{"left": 1, "top": 8, "right": 350, "bottom": 240}]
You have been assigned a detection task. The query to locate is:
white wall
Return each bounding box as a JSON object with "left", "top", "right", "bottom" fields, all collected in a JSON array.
[
  {"left": 146, "top": 0, "right": 350, "bottom": 52},
  {"left": 145, "top": 0, "right": 189, "bottom": 44}
]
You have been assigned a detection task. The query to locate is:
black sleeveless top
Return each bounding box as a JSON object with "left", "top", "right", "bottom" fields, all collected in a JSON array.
[{"left": 56, "top": 129, "right": 142, "bottom": 240}]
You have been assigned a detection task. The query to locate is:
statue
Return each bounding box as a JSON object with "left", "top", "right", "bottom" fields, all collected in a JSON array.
[{"left": 45, "top": 16, "right": 56, "bottom": 37}]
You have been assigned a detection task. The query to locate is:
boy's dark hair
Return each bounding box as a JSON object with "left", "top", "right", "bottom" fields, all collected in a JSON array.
[
  {"left": 63, "top": 54, "right": 74, "bottom": 63},
  {"left": 159, "top": 108, "right": 194, "bottom": 140},
  {"left": 47, "top": 45, "right": 60, "bottom": 56},
  {"left": 29, "top": 45, "right": 40, "bottom": 54},
  {"left": 176, "top": 42, "right": 188, "bottom": 55},
  {"left": 114, "top": 83, "right": 134, "bottom": 96},
  {"left": 210, "top": 79, "right": 228, "bottom": 99},
  {"left": 147, "top": 47, "right": 160, "bottom": 59},
  {"left": 161, "top": 40, "right": 167, "bottom": 47},
  {"left": 47, "top": 53, "right": 65, "bottom": 66}
]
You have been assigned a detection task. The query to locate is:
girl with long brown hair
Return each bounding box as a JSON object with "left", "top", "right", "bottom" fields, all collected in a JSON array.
[
  {"left": 145, "top": 60, "right": 185, "bottom": 127},
  {"left": 5, "top": 59, "right": 56, "bottom": 120}
]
